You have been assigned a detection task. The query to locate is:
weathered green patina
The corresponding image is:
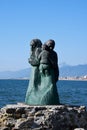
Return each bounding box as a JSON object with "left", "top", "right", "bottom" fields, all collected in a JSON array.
[{"left": 25, "top": 39, "right": 60, "bottom": 105}]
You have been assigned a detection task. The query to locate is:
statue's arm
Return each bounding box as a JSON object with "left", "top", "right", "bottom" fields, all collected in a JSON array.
[
  {"left": 54, "top": 53, "right": 59, "bottom": 82},
  {"left": 49, "top": 52, "right": 59, "bottom": 82},
  {"left": 55, "top": 65, "right": 59, "bottom": 82},
  {"left": 28, "top": 55, "right": 40, "bottom": 66}
]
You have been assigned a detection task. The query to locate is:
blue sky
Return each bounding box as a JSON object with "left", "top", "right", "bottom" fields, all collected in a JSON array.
[{"left": 0, "top": 0, "right": 87, "bottom": 71}]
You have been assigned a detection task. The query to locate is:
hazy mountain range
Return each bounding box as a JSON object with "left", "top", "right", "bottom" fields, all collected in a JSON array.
[
  {"left": 0, "top": 64, "right": 87, "bottom": 79},
  {"left": 59, "top": 64, "right": 87, "bottom": 77}
]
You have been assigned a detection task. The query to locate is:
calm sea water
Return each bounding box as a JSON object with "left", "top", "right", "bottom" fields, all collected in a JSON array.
[{"left": 0, "top": 79, "right": 87, "bottom": 108}]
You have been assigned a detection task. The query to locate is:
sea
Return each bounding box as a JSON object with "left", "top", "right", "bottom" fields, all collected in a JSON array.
[{"left": 0, "top": 79, "right": 87, "bottom": 108}]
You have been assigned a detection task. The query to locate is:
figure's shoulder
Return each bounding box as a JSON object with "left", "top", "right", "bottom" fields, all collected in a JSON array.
[
  {"left": 53, "top": 50, "right": 57, "bottom": 54},
  {"left": 51, "top": 50, "right": 57, "bottom": 55},
  {"left": 50, "top": 50, "right": 58, "bottom": 60}
]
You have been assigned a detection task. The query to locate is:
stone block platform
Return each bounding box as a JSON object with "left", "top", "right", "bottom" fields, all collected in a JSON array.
[{"left": 0, "top": 103, "right": 87, "bottom": 130}]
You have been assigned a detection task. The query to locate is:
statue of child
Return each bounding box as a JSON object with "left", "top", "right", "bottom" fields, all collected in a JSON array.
[{"left": 38, "top": 44, "right": 51, "bottom": 76}]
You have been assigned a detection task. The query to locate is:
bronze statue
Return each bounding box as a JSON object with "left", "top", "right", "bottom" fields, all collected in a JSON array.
[
  {"left": 28, "top": 39, "right": 42, "bottom": 66},
  {"left": 25, "top": 39, "right": 60, "bottom": 105},
  {"left": 45, "top": 39, "right": 59, "bottom": 82},
  {"left": 38, "top": 44, "right": 51, "bottom": 76}
]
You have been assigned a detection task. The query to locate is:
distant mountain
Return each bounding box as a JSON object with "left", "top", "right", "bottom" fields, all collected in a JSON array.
[
  {"left": 0, "top": 64, "right": 87, "bottom": 79},
  {"left": 59, "top": 64, "right": 87, "bottom": 77},
  {"left": 0, "top": 68, "right": 31, "bottom": 79}
]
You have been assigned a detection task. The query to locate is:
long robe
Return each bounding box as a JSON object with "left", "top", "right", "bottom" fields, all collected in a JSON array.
[{"left": 25, "top": 65, "right": 60, "bottom": 105}]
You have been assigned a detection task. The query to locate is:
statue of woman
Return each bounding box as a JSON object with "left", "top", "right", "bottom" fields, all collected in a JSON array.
[
  {"left": 25, "top": 39, "right": 42, "bottom": 104},
  {"left": 25, "top": 39, "right": 60, "bottom": 105}
]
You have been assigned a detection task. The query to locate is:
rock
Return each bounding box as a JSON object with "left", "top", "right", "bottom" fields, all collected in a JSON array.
[
  {"left": 12, "top": 128, "right": 20, "bottom": 130},
  {"left": 35, "top": 111, "right": 44, "bottom": 117},
  {"left": 74, "top": 128, "right": 85, "bottom": 130},
  {"left": 6, "top": 108, "right": 16, "bottom": 114},
  {"left": 0, "top": 103, "right": 87, "bottom": 130},
  {"left": 1, "top": 127, "right": 9, "bottom": 130},
  {"left": 15, "top": 108, "right": 25, "bottom": 114},
  {"left": 14, "top": 117, "right": 34, "bottom": 129}
]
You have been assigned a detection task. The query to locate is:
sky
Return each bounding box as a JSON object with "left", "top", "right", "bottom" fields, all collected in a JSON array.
[{"left": 0, "top": 0, "right": 87, "bottom": 71}]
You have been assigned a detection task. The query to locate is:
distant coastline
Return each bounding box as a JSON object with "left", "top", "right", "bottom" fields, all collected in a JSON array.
[
  {"left": 0, "top": 78, "right": 29, "bottom": 80},
  {"left": 59, "top": 76, "right": 87, "bottom": 81},
  {"left": 0, "top": 64, "right": 87, "bottom": 79},
  {"left": 0, "top": 77, "right": 87, "bottom": 81}
]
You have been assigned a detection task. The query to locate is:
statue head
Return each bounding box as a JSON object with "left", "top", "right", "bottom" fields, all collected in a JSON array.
[
  {"left": 42, "top": 44, "right": 49, "bottom": 51},
  {"left": 46, "top": 39, "right": 55, "bottom": 50},
  {"left": 30, "top": 39, "right": 42, "bottom": 51}
]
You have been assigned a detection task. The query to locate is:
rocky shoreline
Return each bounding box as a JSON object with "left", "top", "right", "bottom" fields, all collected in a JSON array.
[{"left": 0, "top": 103, "right": 87, "bottom": 130}]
